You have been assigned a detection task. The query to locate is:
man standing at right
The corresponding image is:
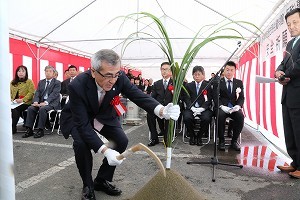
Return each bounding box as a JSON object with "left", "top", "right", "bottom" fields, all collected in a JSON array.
[{"left": 275, "top": 8, "right": 300, "bottom": 178}]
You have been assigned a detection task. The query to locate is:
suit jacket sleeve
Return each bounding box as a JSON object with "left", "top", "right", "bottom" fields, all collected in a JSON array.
[
  {"left": 33, "top": 80, "right": 43, "bottom": 103},
  {"left": 68, "top": 80, "right": 103, "bottom": 152},
  {"left": 47, "top": 79, "right": 61, "bottom": 108}
]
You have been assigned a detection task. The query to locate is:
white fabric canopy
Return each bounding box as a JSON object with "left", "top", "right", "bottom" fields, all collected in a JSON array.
[{"left": 9, "top": 0, "right": 287, "bottom": 79}]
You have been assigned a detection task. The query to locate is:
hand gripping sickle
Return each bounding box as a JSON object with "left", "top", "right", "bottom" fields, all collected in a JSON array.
[{"left": 116, "top": 143, "right": 166, "bottom": 177}]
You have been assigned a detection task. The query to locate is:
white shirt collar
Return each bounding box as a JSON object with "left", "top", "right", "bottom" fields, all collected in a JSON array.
[
  {"left": 196, "top": 80, "right": 203, "bottom": 86},
  {"left": 95, "top": 80, "right": 104, "bottom": 93},
  {"left": 164, "top": 77, "right": 170, "bottom": 82},
  {"left": 224, "top": 77, "right": 233, "bottom": 82}
]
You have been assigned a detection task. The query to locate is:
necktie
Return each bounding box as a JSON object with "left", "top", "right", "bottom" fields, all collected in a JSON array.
[
  {"left": 70, "top": 77, "right": 73, "bottom": 82},
  {"left": 164, "top": 80, "right": 167, "bottom": 90},
  {"left": 94, "top": 90, "right": 105, "bottom": 132},
  {"left": 195, "top": 83, "right": 200, "bottom": 107},
  {"left": 227, "top": 80, "right": 232, "bottom": 94},
  {"left": 44, "top": 80, "right": 50, "bottom": 100},
  {"left": 196, "top": 83, "right": 200, "bottom": 95},
  {"left": 98, "top": 90, "right": 105, "bottom": 106},
  {"left": 227, "top": 80, "right": 233, "bottom": 108}
]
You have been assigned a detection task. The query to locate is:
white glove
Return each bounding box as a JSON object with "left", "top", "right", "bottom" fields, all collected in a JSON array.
[
  {"left": 191, "top": 107, "right": 205, "bottom": 116},
  {"left": 191, "top": 106, "right": 197, "bottom": 113},
  {"left": 229, "top": 105, "right": 241, "bottom": 114},
  {"left": 196, "top": 107, "right": 205, "bottom": 113},
  {"left": 220, "top": 105, "right": 231, "bottom": 114},
  {"left": 103, "top": 148, "right": 123, "bottom": 166},
  {"left": 162, "top": 103, "right": 180, "bottom": 120}
]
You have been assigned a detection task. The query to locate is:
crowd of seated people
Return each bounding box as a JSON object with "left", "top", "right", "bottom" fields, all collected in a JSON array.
[
  {"left": 11, "top": 64, "right": 79, "bottom": 138},
  {"left": 12, "top": 62, "right": 244, "bottom": 152}
]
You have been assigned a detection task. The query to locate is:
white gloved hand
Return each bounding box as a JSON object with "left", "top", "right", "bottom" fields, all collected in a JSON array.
[
  {"left": 162, "top": 103, "right": 180, "bottom": 120},
  {"left": 229, "top": 105, "right": 241, "bottom": 114},
  {"left": 196, "top": 107, "right": 205, "bottom": 113},
  {"left": 191, "top": 106, "right": 197, "bottom": 113},
  {"left": 220, "top": 105, "right": 231, "bottom": 114},
  {"left": 192, "top": 107, "right": 205, "bottom": 116},
  {"left": 103, "top": 148, "right": 123, "bottom": 166}
]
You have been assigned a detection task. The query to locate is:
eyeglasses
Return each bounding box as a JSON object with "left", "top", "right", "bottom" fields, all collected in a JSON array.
[{"left": 95, "top": 70, "right": 121, "bottom": 79}]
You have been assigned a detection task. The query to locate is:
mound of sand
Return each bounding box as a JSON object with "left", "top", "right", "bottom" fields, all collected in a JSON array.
[{"left": 129, "top": 169, "right": 206, "bottom": 200}]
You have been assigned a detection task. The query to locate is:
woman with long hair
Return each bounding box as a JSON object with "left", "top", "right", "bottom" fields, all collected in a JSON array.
[{"left": 10, "top": 65, "right": 35, "bottom": 134}]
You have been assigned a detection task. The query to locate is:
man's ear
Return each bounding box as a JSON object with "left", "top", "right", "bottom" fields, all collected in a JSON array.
[{"left": 91, "top": 69, "right": 96, "bottom": 78}]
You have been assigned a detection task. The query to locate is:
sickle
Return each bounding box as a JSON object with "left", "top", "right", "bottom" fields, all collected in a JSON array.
[{"left": 116, "top": 143, "right": 166, "bottom": 177}]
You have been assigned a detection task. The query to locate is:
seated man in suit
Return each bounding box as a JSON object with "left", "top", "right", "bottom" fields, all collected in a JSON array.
[
  {"left": 213, "top": 61, "right": 244, "bottom": 151},
  {"left": 60, "top": 49, "right": 180, "bottom": 200},
  {"left": 22, "top": 65, "right": 61, "bottom": 138},
  {"left": 182, "top": 66, "right": 213, "bottom": 146},
  {"left": 147, "top": 62, "right": 174, "bottom": 146},
  {"left": 60, "top": 65, "right": 78, "bottom": 108}
]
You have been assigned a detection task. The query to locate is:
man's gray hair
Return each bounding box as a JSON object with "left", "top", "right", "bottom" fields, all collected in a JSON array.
[
  {"left": 44, "top": 65, "right": 55, "bottom": 72},
  {"left": 91, "top": 49, "right": 121, "bottom": 71}
]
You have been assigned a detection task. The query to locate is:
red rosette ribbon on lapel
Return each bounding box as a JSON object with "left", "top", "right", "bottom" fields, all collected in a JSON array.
[
  {"left": 168, "top": 84, "right": 174, "bottom": 94},
  {"left": 202, "top": 90, "right": 208, "bottom": 102},
  {"left": 111, "top": 95, "right": 127, "bottom": 116}
]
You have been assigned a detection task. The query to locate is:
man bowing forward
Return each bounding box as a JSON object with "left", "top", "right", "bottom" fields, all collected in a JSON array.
[{"left": 60, "top": 49, "right": 180, "bottom": 200}]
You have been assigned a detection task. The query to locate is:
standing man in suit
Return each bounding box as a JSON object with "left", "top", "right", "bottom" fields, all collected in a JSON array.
[
  {"left": 147, "top": 62, "right": 173, "bottom": 146},
  {"left": 60, "top": 65, "right": 77, "bottom": 107},
  {"left": 22, "top": 65, "right": 61, "bottom": 138},
  {"left": 61, "top": 65, "right": 78, "bottom": 96},
  {"left": 213, "top": 61, "right": 244, "bottom": 151},
  {"left": 275, "top": 8, "right": 300, "bottom": 178},
  {"left": 182, "top": 66, "right": 213, "bottom": 146},
  {"left": 60, "top": 49, "right": 180, "bottom": 200}
]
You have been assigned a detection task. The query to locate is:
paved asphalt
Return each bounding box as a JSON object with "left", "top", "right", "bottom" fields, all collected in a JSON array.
[{"left": 13, "top": 119, "right": 300, "bottom": 200}]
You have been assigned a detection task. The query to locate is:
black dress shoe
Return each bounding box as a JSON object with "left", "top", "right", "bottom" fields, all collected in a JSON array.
[
  {"left": 22, "top": 128, "right": 33, "bottom": 138},
  {"left": 148, "top": 139, "right": 159, "bottom": 146},
  {"left": 218, "top": 141, "right": 226, "bottom": 151},
  {"left": 189, "top": 137, "right": 196, "bottom": 145},
  {"left": 158, "top": 132, "right": 164, "bottom": 136},
  {"left": 196, "top": 138, "right": 203, "bottom": 146},
  {"left": 34, "top": 129, "right": 44, "bottom": 138},
  {"left": 231, "top": 142, "right": 241, "bottom": 151},
  {"left": 94, "top": 179, "right": 122, "bottom": 196},
  {"left": 82, "top": 186, "right": 96, "bottom": 200}
]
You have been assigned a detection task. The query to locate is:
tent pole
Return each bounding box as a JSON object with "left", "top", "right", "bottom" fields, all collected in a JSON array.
[{"left": 0, "top": 0, "right": 16, "bottom": 199}]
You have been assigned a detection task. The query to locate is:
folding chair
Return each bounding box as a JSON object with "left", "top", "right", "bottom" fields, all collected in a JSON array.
[{"left": 182, "top": 115, "right": 211, "bottom": 145}]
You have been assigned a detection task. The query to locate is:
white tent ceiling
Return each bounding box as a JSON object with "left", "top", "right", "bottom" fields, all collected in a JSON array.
[{"left": 9, "top": 0, "right": 288, "bottom": 78}]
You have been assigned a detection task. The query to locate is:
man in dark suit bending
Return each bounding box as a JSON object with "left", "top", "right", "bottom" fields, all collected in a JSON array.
[
  {"left": 213, "top": 61, "right": 244, "bottom": 151},
  {"left": 275, "top": 8, "right": 300, "bottom": 179},
  {"left": 60, "top": 49, "right": 180, "bottom": 200}
]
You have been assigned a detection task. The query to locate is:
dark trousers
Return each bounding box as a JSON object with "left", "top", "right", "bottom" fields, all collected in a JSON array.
[
  {"left": 25, "top": 105, "right": 53, "bottom": 129},
  {"left": 217, "top": 109, "right": 244, "bottom": 143},
  {"left": 183, "top": 109, "right": 213, "bottom": 138},
  {"left": 11, "top": 104, "right": 30, "bottom": 131},
  {"left": 147, "top": 112, "right": 169, "bottom": 142},
  {"left": 282, "top": 105, "right": 300, "bottom": 170},
  {"left": 71, "top": 125, "right": 128, "bottom": 187}
]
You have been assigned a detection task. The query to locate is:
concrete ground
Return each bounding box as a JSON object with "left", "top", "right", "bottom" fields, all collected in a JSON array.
[{"left": 13, "top": 119, "right": 300, "bottom": 200}]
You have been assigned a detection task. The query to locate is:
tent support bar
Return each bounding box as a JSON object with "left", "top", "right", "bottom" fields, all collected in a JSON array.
[
  {"left": 194, "top": 0, "right": 260, "bottom": 37},
  {"left": 38, "top": 0, "right": 97, "bottom": 42}
]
